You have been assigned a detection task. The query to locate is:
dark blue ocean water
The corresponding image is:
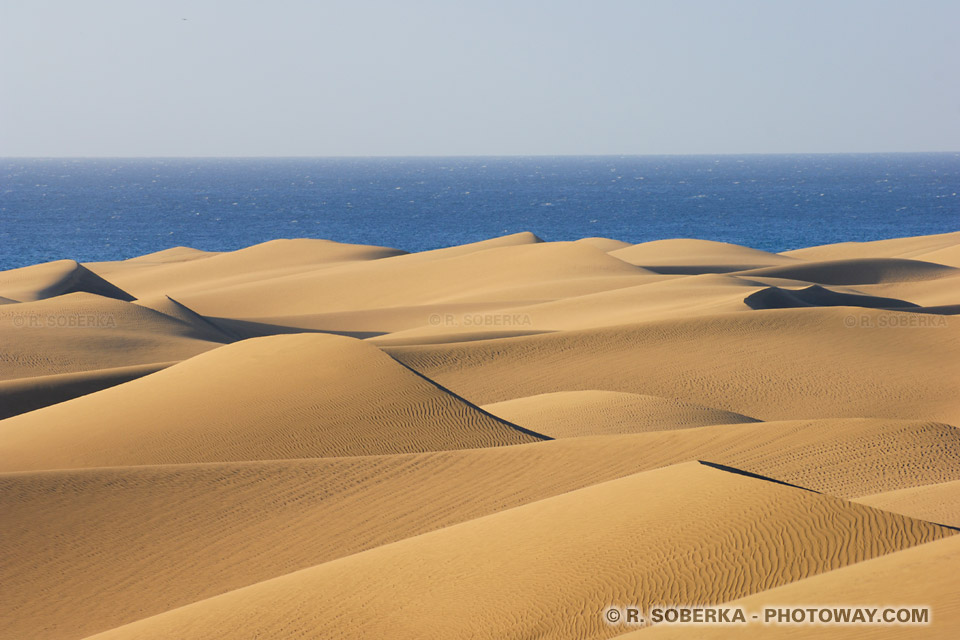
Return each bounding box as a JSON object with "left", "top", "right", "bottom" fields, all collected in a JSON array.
[{"left": 2, "top": 154, "right": 958, "bottom": 271}]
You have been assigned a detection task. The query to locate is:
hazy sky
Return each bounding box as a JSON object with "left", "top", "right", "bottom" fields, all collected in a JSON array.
[{"left": 2, "top": 0, "right": 958, "bottom": 156}]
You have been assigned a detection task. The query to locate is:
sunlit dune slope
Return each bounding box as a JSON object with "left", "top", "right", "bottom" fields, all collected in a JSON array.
[
  {"left": 0, "top": 333, "right": 542, "bottom": 472},
  {"left": 80, "top": 462, "right": 953, "bottom": 640},
  {"left": 630, "top": 535, "right": 960, "bottom": 639},
  {"left": 482, "top": 390, "right": 758, "bottom": 437},
  {"left": 3, "top": 415, "right": 956, "bottom": 638},
  {"left": 86, "top": 238, "right": 407, "bottom": 298},
  {"left": 387, "top": 306, "right": 960, "bottom": 424},
  {"left": 854, "top": 479, "right": 960, "bottom": 528},
  {"left": 0, "top": 293, "right": 225, "bottom": 381}
]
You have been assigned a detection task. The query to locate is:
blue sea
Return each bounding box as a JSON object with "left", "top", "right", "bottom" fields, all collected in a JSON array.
[{"left": 2, "top": 154, "right": 958, "bottom": 271}]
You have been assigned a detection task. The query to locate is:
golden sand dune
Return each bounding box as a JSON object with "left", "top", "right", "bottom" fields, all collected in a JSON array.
[
  {"left": 173, "top": 239, "right": 650, "bottom": 319},
  {"left": 574, "top": 236, "right": 633, "bottom": 251},
  {"left": 913, "top": 243, "right": 960, "bottom": 268},
  {"left": 743, "top": 283, "right": 918, "bottom": 310},
  {"left": 854, "top": 480, "right": 960, "bottom": 528},
  {"left": 132, "top": 294, "right": 238, "bottom": 341},
  {"left": 630, "top": 535, "right": 960, "bottom": 639},
  {"left": 87, "top": 238, "right": 407, "bottom": 299},
  {"left": 79, "top": 463, "right": 953, "bottom": 640},
  {"left": 0, "top": 259, "right": 134, "bottom": 302},
  {"left": 388, "top": 306, "right": 960, "bottom": 424},
  {"left": 120, "top": 245, "right": 220, "bottom": 264},
  {"left": 4, "top": 416, "right": 955, "bottom": 639},
  {"left": 371, "top": 273, "right": 757, "bottom": 343},
  {"left": 482, "top": 390, "right": 758, "bottom": 437},
  {"left": 0, "top": 333, "right": 542, "bottom": 472},
  {"left": 0, "top": 293, "right": 224, "bottom": 381},
  {"left": 385, "top": 230, "right": 543, "bottom": 261},
  {"left": 780, "top": 229, "right": 960, "bottom": 262},
  {"left": 171, "top": 243, "right": 649, "bottom": 317},
  {"left": 736, "top": 257, "right": 958, "bottom": 285},
  {"left": 0, "top": 361, "right": 173, "bottom": 420},
  {"left": 610, "top": 238, "right": 800, "bottom": 272},
  {"left": 2, "top": 232, "right": 958, "bottom": 640},
  {"left": 855, "top": 272, "right": 960, "bottom": 307}
]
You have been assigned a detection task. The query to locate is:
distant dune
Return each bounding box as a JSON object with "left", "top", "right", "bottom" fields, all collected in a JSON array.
[{"left": 1, "top": 231, "right": 958, "bottom": 638}]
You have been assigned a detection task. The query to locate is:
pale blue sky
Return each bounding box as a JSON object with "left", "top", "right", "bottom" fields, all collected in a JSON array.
[{"left": 1, "top": 0, "right": 957, "bottom": 156}]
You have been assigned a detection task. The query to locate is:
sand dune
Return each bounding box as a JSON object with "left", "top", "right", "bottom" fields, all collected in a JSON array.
[
  {"left": 0, "top": 259, "right": 134, "bottom": 302},
  {"left": 122, "top": 245, "right": 220, "bottom": 263},
  {"left": 610, "top": 238, "right": 801, "bottom": 272},
  {"left": 388, "top": 306, "right": 960, "bottom": 424},
  {"left": 631, "top": 535, "right": 960, "bottom": 638},
  {"left": 482, "top": 390, "right": 758, "bottom": 437},
  {"left": 743, "top": 283, "right": 918, "bottom": 310},
  {"left": 854, "top": 479, "right": 960, "bottom": 528},
  {"left": 0, "top": 293, "right": 225, "bottom": 381},
  {"left": 86, "top": 238, "right": 407, "bottom": 299},
  {"left": 3, "top": 232, "right": 958, "bottom": 640},
  {"left": 574, "top": 236, "right": 632, "bottom": 251},
  {"left": 4, "top": 415, "right": 956, "bottom": 638},
  {"left": 79, "top": 463, "right": 953, "bottom": 640},
  {"left": 780, "top": 230, "right": 960, "bottom": 262},
  {"left": 172, "top": 240, "right": 650, "bottom": 319},
  {"left": 371, "top": 273, "right": 759, "bottom": 343},
  {"left": 0, "top": 361, "right": 174, "bottom": 420},
  {"left": 0, "top": 333, "right": 542, "bottom": 472},
  {"left": 736, "top": 257, "right": 958, "bottom": 285}
]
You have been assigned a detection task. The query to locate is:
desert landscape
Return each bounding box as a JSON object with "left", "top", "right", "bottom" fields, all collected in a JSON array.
[{"left": 1, "top": 230, "right": 959, "bottom": 639}]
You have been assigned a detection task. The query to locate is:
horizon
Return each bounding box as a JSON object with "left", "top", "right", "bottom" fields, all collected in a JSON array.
[{"left": 5, "top": 150, "right": 960, "bottom": 160}]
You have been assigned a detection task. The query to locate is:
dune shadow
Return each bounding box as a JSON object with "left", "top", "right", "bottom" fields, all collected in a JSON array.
[
  {"left": 744, "top": 284, "right": 919, "bottom": 311},
  {"left": 209, "top": 317, "right": 387, "bottom": 340}
]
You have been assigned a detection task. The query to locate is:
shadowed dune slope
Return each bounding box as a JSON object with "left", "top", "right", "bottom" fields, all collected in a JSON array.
[
  {"left": 743, "top": 283, "right": 918, "bottom": 310},
  {"left": 0, "top": 293, "right": 226, "bottom": 381},
  {"left": 388, "top": 307, "right": 960, "bottom": 424},
  {"left": 80, "top": 463, "right": 953, "bottom": 640},
  {"left": 0, "top": 362, "right": 174, "bottom": 420},
  {"left": 0, "top": 333, "right": 542, "bottom": 472},
  {"left": 630, "top": 535, "right": 960, "bottom": 639},
  {"left": 482, "top": 390, "right": 758, "bottom": 438},
  {"left": 132, "top": 294, "right": 238, "bottom": 341},
  {"left": 736, "top": 257, "right": 958, "bottom": 285},
  {"left": 0, "top": 259, "right": 134, "bottom": 302}
]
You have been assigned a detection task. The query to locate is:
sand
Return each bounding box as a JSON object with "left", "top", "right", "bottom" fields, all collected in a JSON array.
[{"left": 1, "top": 231, "right": 958, "bottom": 639}]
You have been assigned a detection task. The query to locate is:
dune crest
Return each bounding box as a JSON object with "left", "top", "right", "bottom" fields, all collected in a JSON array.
[
  {"left": 0, "top": 259, "right": 134, "bottom": 302},
  {"left": 0, "top": 333, "right": 543, "bottom": 471}
]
